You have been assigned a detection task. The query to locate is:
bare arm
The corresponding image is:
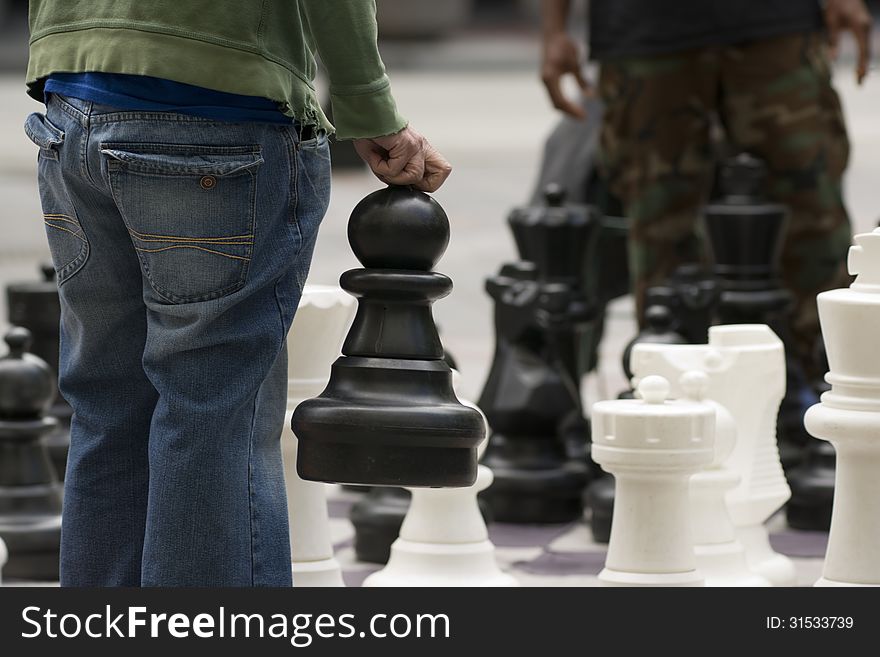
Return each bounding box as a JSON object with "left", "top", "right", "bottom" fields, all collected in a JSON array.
[{"left": 541, "top": 0, "right": 591, "bottom": 118}]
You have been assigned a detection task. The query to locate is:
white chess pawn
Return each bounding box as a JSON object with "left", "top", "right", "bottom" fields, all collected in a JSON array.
[
  {"left": 682, "top": 371, "right": 772, "bottom": 587},
  {"left": 807, "top": 228, "right": 880, "bottom": 587},
  {"left": 0, "top": 536, "right": 7, "bottom": 586},
  {"left": 592, "top": 375, "right": 715, "bottom": 587},
  {"left": 363, "top": 376, "right": 517, "bottom": 587},
  {"left": 283, "top": 285, "right": 356, "bottom": 587},
  {"left": 631, "top": 325, "right": 797, "bottom": 586}
]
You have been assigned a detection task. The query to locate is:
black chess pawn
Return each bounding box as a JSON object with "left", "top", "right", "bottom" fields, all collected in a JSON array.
[
  {"left": 293, "top": 186, "right": 484, "bottom": 487},
  {"left": 349, "top": 486, "right": 412, "bottom": 564},
  {"left": 665, "top": 264, "right": 720, "bottom": 344},
  {"left": 0, "top": 327, "right": 63, "bottom": 580},
  {"left": 618, "top": 297, "right": 688, "bottom": 398},
  {"left": 6, "top": 264, "right": 70, "bottom": 479}
]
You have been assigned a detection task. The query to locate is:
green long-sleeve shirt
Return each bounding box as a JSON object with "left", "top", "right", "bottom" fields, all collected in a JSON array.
[{"left": 26, "top": 0, "right": 406, "bottom": 139}]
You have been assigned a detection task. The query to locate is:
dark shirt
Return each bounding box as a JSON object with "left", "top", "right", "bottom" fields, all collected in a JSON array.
[
  {"left": 44, "top": 73, "right": 292, "bottom": 124},
  {"left": 588, "top": 0, "right": 824, "bottom": 60}
]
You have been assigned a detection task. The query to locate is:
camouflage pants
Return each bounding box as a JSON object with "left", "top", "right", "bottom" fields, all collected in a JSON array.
[{"left": 598, "top": 31, "right": 852, "bottom": 371}]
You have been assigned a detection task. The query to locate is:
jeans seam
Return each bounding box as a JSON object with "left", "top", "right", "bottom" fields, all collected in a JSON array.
[{"left": 281, "top": 127, "right": 299, "bottom": 228}]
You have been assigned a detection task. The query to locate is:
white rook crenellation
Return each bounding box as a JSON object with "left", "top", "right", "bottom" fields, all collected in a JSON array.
[
  {"left": 808, "top": 228, "right": 880, "bottom": 587},
  {"left": 591, "top": 375, "right": 714, "bottom": 587},
  {"left": 682, "top": 371, "right": 772, "bottom": 587},
  {"left": 364, "top": 379, "right": 517, "bottom": 587},
  {"left": 630, "top": 324, "right": 796, "bottom": 586},
  {"left": 283, "top": 285, "right": 356, "bottom": 587}
]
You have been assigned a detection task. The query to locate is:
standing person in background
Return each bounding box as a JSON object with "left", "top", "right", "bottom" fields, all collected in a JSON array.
[
  {"left": 24, "top": 0, "right": 451, "bottom": 587},
  {"left": 540, "top": 0, "right": 872, "bottom": 378}
]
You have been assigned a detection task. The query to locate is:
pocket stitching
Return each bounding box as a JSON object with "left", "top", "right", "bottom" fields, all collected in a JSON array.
[{"left": 107, "top": 166, "right": 256, "bottom": 304}]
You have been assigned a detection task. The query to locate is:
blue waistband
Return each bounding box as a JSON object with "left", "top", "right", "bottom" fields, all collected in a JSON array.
[{"left": 43, "top": 72, "right": 293, "bottom": 125}]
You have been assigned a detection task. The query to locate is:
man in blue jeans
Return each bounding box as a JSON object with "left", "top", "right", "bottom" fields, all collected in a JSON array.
[{"left": 24, "top": 1, "right": 451, "bottom": 587}]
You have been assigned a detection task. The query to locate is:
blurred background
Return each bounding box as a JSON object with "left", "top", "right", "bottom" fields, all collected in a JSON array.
[{"left": 0, "top": 0, "right": 878, "bottom": 403}]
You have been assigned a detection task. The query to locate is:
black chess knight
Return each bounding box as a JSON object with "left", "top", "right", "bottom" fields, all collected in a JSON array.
[
  {"left": 479, "top": 186, "right": 598, "bottom": 523},
  {"left": 293, "top": 186, "right": 484, "bottom": 487}
]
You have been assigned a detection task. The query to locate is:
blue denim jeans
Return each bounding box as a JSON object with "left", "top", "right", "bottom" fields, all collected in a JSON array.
[{"left": 24, "top": 94, "right": 330, "bottom": 586}]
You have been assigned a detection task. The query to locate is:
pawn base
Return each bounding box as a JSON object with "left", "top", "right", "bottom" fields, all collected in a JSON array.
[
  {"left": 363, "top": 538, "right": 518, "bottom": 587},
  {"left": 695, "top": 542, "right": 772, "bottom": 587},
  {"left": 0, "top": 517, "right": 62, "bottom": 581},
  {"left": 299, "top": 442, "right": 478, "bottom": 488},
  {"left": 598, "top": 567, "right": 704, "bottom": 587},
  {"left": 737, "top": 524, "right": 797, "bottom": 587},
  {"left": 292, "top": 558, "right": 345, "bottom": 587},
  {"left": 815, "top": 577, "right": 880, "bottom": 588}
]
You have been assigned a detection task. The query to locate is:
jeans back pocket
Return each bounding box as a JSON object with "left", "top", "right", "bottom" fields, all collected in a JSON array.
[{"left": 102, "top": 143, "right": 263, "bottom": 304}]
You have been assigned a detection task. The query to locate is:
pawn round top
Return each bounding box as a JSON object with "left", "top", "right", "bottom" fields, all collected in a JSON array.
[
  {"left": 348, "top": 186, "right": 450, "bottom": 271},
  {"left": 645, "top": 304, "right": 675, "bottom": 332},
  {"left": 0, "top": 327, "right": 56, "bottom": 418},
  {"left": 679, "top": 370, "right": 709, "bottom": 401},
  {"left": 638, "top": 375, "right": 669, "bottom": 404},
  {"left": 680, "top": 370, "right": 736, "bottom": 467},
  {"left": 543, "top": 183, "right": 566, "bottom": 207},
  {"left": 718, "top": 152, "right": 767, "bottom": 200},
  {"left": 41, "top": 263, "right": 57, "bottom": 282}
]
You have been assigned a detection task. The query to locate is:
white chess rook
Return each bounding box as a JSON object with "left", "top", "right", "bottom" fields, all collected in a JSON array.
[
  {"left": 682, "top": 371, "right": 772, "bottom": 587},
  {"left": 364, "top": 380, "right": 517, "bottom": 587},
  {"left": 807, "top": 228, "right": 880, "bottom": 587},
  {"left": 283, "top": 285, "right": 356, "bottom": 587},
  {"left": 631, "top": 324, "right": 796, "bottom": 586},
  {"left": 591, "top": 376, "right": 714, "bottom": 587}
]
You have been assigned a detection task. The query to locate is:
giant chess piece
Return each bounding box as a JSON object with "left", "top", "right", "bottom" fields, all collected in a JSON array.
[
  {"left": 293, "top": 186, "right": 484, "bottom": 487},
  {"left": 592, "top": 376, "right": 714, "bottom": 587},
  {"left": 631, "top": 325, "right": 797, "bottom": 585},
  {"left": 704, "top": 153, "right": 813, "bottom": 473},
  {"left": 6, "top": 264, "right": 70, "bottom": 479},
  {"left": 282, "top": 285, "right": 356, "bottom": 586},
  {"left": 682, "top": 370, "right": 772, "bottom": 587},
  {"left": 0, "top": 327, "right": 62, "bottom": 580},
  {"left": 350, "top": 371, "right": 494, "bottom": 565},
  {"left": 364, "top": 398, "right": 516, "bottom": 587},
  {"left": 478, "top": 263, "right": 589, "bottom": 522},
  {"left": 0, "top": 535, "right": 7, "bottom": 585},
  {"left": 807, "top": 229, "right": 880, "bottom": 586},
  {"left": 665, "top": 264, "right": 721, "bottom": 344},
  {"left": 479, "top": 187, "right": 595, "bottom": 523},
  {"left": 586, "top": 292, "right": 687, "bottom": 544}
]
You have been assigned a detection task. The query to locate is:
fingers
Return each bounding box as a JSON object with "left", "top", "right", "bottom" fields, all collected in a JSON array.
[
  {"left": 542, "top": 73, "right": 586, "bottom": 119},
  {"left": 855, "top": 18, "right": 872, "bottom": 84},
  {"left": 414, "top": 145, "right": 452, "bottom": 193},
  {"left": 825, "top": 7, "right": 842, "bottom": 58},
  {"left": 354, "top": 128, "right": 452, "bottom": 192}
]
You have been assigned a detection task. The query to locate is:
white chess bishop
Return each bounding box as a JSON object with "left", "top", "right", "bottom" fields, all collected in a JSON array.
[
  {"left": 591, "top": 375, "right": 715, "bottom": 587},
  {"left": 363, "top": 375, "right": 517, "bottom": 587},
  {"left": 630, "top": 324, "right": 796, "bottom": 586},
  {"left": 282, "top": 285, "right": 356, "bottom": 587},
  {"left": 807, "top": 228, "right": 880, "bottom": 587},
  {"left": 682, "top": 370, "right": 772, "bottom": 587}
]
